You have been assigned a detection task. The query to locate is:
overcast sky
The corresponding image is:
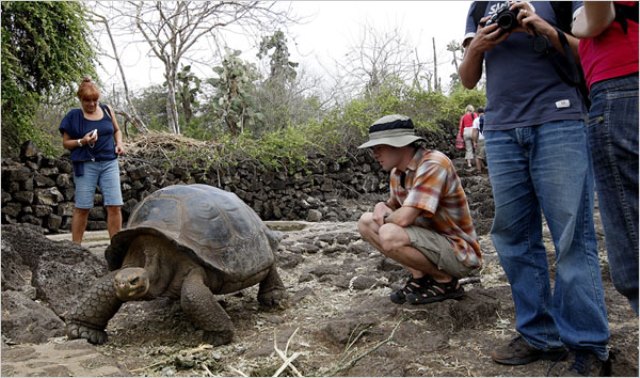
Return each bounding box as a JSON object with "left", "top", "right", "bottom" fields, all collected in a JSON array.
[{"left": 96, "top": 1, "right": 473, "bottom": 93}]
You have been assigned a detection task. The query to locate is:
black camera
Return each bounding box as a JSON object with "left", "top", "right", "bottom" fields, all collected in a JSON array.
[{"left": 484, "top": 1, "right": 521, "bottom": 32}]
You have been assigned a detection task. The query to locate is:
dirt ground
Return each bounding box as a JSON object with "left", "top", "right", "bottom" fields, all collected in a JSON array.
[{"left": 1, "top": 216, "right": 638, "bottom": 377}]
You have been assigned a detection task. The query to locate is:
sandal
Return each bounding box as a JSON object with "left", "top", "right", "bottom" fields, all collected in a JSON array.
[
  {"left": 405, "top": 277, "right": 465, "bottom": 305},
  {"left": 389, "top": 276, "right": 434, "bottom": 304}
]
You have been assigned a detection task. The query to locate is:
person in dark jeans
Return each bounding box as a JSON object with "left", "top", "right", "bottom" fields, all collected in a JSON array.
[
  {"left": 573, "top": 1, "right": 638, "bottom": 314},
  {"left": 459, "top": 1, "right": 610, "bottom": 376}
]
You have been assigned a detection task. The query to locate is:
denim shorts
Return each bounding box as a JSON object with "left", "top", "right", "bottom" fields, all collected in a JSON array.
[
  {"left": 74, "top": 159, "right": 123, "bottom": 209},
  {"left": 405, "top": 226, "right": 476, "bottom": 278}
]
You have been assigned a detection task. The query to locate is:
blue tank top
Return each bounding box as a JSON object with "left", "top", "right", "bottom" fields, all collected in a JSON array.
[{"left": 59, "top": 104, "right": 117, "bottom": 162}]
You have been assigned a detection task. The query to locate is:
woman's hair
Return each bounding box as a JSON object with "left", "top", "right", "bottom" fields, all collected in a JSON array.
[
  {"left": 465, "top": 104, "right": 475, "bottom": 113},
  {"left": 77, "top": 76, "right": 100, "bottom": 100}
]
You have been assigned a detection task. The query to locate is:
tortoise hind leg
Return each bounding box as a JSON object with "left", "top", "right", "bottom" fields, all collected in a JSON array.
[
  {"left": 66, "top": 271, "right": 122, "bottom": 345},
  {"left": 181, "top": 268, "right": 234, "bottom": 346},
  {"left": 257, "top": 266, "right": 287, "bottom": 307}
]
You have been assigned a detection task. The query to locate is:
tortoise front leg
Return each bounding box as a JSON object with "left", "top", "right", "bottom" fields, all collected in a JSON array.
[
  {"left": 181, "top": 268, "right": 234, "bottom": 346},
  {"left": 257, "top": 266, "right": 287, "bottom": 307},
  {"left": 66, "top": 271, "right": 122, "bottom": 345}
]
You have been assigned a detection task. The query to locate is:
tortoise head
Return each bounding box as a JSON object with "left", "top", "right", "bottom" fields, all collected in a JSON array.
[{"left": 114, "top": 267, "right": 149, "bottom": 301}]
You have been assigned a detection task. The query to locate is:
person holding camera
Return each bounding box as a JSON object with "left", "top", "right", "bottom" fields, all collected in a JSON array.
[
  {"left": 59, "top": 77, "right": 125, "bottom": 244},
  {"left": 459, "top": 1, "right": 610, "bottom": 376},
  {"left": 357, "top": 114, "right": 481, "bottom": 305},
  {"left": 572, "top": 1, "right": 639, "bottom": 315}
]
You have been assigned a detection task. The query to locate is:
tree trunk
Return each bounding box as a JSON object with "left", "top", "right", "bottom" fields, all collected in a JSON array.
[
  {"left": 88, "top": 11, "right": 148, "bottom": 134},
  {"left": 451, "top": 51, "right": 459, "bottom": 73},
  {"left": 432, "top": 37, "right": 439, "bottom": 93},
  {"left": 165, "top": 68, "right": 180, "bottom": 135}
]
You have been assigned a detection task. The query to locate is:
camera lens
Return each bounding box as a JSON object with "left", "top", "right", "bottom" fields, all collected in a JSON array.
[{"left": 497, "top": 13, "right": 516, "bottom": 30}]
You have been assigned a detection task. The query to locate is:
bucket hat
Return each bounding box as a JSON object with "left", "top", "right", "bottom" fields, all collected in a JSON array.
[{"left": 357, "top": 114, "right": 426, "bottom": 149}]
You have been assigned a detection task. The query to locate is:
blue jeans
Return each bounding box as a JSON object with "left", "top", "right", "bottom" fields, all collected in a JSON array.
[
  {"left": 588, "top": 74, "right": 639, "bottom": 314},
  {"left": 74, "top": 159, "right": 123, "bottom": 208},
  {"left": 485, "top": 120, "right": 609, "bottom": 360}
]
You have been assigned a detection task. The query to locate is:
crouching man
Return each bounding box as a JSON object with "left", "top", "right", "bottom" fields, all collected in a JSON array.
[{"left": 357, "top": 114, "right": 482, "bottom": 304}]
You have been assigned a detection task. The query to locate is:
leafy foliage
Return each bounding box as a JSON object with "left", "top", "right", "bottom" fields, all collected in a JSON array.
[
  {"left": 202, "top": 76, "right": 484, "bottom": 170},
  {"left": 255, "top": 30, "right": 301, "bottom": 133},
  {"left": 208, "top": 49, "right": 262, "bottom": 136},
  {"left": 177, "top": 65, "right": 202, "bottom": 126},
  {"left": 154, "top": 77, "right": 486, "bottom": 173},
  {"left": 257, "top": 30, "right": 298, "bottom": 84},
  {"left": 131, "top": 85, "right": 169, "bottom": 132},
  {"left": 1, "top": 1, "right": 96, "bottom": 157}
]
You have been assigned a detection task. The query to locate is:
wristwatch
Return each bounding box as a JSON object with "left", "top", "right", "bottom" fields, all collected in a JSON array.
[{"left": 77, "top": 139, "right": 83, "bottom": 147}]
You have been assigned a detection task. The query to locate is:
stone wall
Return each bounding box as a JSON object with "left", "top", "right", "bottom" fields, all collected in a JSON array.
[{"left": 1, "top": 138, "right": 494, "bottom": 235}]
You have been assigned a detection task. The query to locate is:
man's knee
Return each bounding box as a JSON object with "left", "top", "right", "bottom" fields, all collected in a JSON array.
[
  {"left": 378, "top": 224, "right": 407, "bottom": 252},
  {"left": 357, "top": 212, "right": 374, "bottom": 235}
]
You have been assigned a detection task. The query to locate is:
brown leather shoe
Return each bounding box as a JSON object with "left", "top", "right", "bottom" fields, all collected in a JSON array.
[{"left": 491, "top": 335, "right": 566, "bottom": 365}]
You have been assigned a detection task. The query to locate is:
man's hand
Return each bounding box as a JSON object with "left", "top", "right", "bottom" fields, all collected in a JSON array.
[
  {"left": 468, "top": 16, "right": 511, "bottom": 54},
  {"left": 511, "top": 2, "right": 554, "bottom": 37},
  {"left": 373, "top": 202, "right": 393, "bottom": 226}
]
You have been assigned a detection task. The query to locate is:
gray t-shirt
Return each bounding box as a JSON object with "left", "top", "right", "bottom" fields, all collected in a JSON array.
[{"left": 463, "top": 1, "right": 586, "bottom": 131}]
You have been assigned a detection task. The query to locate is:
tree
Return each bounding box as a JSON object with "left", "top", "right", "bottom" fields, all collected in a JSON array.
[
  {"left": 1, "top": 1, "right": 96, "bottom": 156},
  {"left": 176, "top": 65, "right": 201, "bottom": 126},
  {"left": 85, "top": 8, "right": 148, "bottom": 135},
  {"left": 333, "top": 22, "right": 415, "bottom": 98},
  {"left": 208, "top": 49, "right": 261, "bottom": 136},
  {"left": 432, "top": 37, "right": 441, "bottom": 93},
  {"left": 98, "top": 1, "right": 292, "bottom": 135},
  {"left": 258, "top": 30, "right": 298, "bottom": 86},
  {"left": 446, "top": 40, "right": 464, "bottom": 90},
  {"left": 256, "top": 30, "right": 300, "bottom": 131},
  {"left": 131, "top": 85, "right": 169, "bottom": 132}
]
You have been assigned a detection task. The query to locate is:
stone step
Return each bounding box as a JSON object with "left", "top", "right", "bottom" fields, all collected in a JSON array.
[{"left": 46, "top": 230, "right": 110, "bottom": 256}]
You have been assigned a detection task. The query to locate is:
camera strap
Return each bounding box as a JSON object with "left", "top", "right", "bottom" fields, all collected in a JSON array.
[{"left": 535, "top": 28, "right": 590, "bottom": 107}]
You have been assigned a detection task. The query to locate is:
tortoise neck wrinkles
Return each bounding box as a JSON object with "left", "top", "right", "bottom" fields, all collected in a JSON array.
[{"left": 122, "top": 234, "right": 199, "bottom": 299}]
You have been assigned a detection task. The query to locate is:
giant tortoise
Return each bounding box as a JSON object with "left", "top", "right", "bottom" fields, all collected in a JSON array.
[{"left": 65, "top": 184, "right": 286, "bottom": 345}]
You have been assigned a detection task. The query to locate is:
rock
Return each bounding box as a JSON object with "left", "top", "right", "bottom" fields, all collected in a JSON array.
[
  {"left": 1, "top": 224, "right": 108, "bottom": 317},
  {"left": 19, "top": 141, "right": 39, "bottom": 160},
  {"left": 0, "top": 218, "right": 637, "bottom": 378},
  {"left": 1, "top": 290, "right": 65, "bottom": 344},
  {"left": 321, "top": 318, "right": 378, "bottom": 345},
  {"left": 306, "top": 209, "right": 322, "bottom": 222},
  {"left": 33, "top": 188, "right": 64, "bottom": 206},
  {"left": 277, "top": 252, "right": 305, "bottom": 269}
]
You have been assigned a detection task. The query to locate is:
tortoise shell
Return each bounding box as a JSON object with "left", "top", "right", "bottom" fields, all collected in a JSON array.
[{"left": 106, "top": 184, "right": 276, "bottom": 280}]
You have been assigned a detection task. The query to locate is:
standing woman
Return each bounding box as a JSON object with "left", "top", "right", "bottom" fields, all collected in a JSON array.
[
  {"left": 572, "top": 1, "right": 639, "bottom": 314},
  {"left": 59, "top": 77, "right": 125, "bottom": 244},
  {"left": 457, "top": 105, "right": 476, "bottom": 168}
]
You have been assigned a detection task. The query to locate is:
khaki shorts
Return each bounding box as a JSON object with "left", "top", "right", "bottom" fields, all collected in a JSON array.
[
  {"left": 476, "top": 139, "right": 486, "bottom": 160},
  {"left": 405, "top": 226, "right": 477, "bottom": 278}
]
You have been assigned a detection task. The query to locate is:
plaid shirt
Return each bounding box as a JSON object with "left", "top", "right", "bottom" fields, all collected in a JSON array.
[{"left": 386, "top": 148, "right": 482, "bottom": 269}]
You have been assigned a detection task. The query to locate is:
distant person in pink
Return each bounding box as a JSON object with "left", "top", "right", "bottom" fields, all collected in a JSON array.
[{"left": 457, "top": 105, "right": 477, "bottom": 168}]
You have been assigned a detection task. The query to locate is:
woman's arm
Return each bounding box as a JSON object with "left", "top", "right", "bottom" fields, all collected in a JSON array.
[
  {"left": 572, "top": 2, "right": 615, "bottom": 38},
  {"left": 107, "top": 105, "right": 125, "bottom": 155},
  {"left": 62, "top": 131, "right": 90, "bottom": 150}
]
